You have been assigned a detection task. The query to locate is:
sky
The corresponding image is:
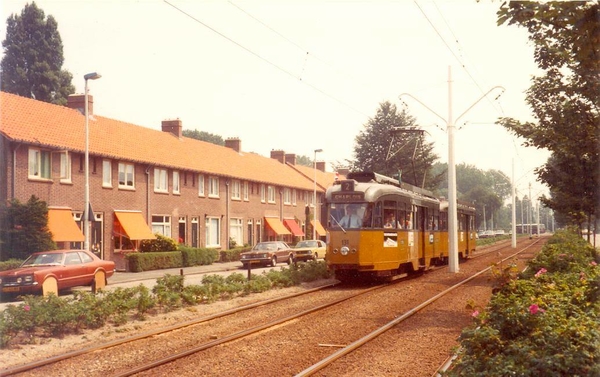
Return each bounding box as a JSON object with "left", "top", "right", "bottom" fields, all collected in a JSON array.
[{"left": 1, "top": 0, "right": 551, "bottom": 198}]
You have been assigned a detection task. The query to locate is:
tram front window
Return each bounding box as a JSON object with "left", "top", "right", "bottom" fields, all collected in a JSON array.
[{"left": 329, "top": 203, "right": 370, "bottom": 228}]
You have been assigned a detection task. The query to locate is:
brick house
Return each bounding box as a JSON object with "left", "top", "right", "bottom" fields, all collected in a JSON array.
[{"left": 0, "top": 91, "right": 341, "bottom": 270}]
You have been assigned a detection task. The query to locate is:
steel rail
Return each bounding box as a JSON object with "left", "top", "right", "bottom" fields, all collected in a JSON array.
[{"left": 295, "top": 238, "right": 541, "bottom": 376}]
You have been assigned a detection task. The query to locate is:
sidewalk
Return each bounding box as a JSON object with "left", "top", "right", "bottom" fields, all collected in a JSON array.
[{"left": 108, "top": 261, "right": 242, "bottom": 284}]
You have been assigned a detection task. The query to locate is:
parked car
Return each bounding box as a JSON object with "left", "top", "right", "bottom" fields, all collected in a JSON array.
[
  {"left": 240, "top": 241, "right": 293, "bottom": 268},
  {"left": 0, "top": 249, "right": 115, "bottom": 298},
  {"left": 478, "top": 230, "right": 495, "bottom": 239},
  {"left": 291, "top": 240, "right": 327, "bottom": 262},
  {"left": 494, "top": 229, "right": 506, "bottom": 236}
]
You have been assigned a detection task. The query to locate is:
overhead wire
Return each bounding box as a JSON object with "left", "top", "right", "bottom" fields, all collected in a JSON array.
[{"left": 163, "top": 0, "right": 370, "bottom": 118}]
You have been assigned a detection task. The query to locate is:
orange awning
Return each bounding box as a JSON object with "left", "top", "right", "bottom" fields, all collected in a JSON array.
[
  {"left": 264, "top": 217, "right": 292, "bottom": 235},
  {"left": 114, "top": 211, "right": 156, "bottom": 240},
  {"left": 283, "top": 219, "right": 305, "bottom": 237},
  {"left": 47, "top": 208, "right": 85, "bottom": 242},
  {"left": 311, "top": 220, "right": 326, "bottom": 237}
]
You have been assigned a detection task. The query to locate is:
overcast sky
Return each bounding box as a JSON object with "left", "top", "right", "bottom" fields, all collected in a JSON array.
[{"left": 1, "top": 0, "right": 551, "bottom": 198}]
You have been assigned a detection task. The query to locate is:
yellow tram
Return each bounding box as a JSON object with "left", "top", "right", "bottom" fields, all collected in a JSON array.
[{"left": 324, "top": 172, "right": 476, "bottom": 282}]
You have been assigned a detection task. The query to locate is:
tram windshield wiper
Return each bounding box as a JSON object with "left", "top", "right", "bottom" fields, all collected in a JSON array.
[{"left": 330, "top": 214, "right": 347, "bottom": 233}]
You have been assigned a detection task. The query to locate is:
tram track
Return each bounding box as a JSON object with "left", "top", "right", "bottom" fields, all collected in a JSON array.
[{"left": 2, "top": 237, "right": 543, "bottom": 377}]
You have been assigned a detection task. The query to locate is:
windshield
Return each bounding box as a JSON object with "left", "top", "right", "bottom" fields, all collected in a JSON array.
[
  {"left": 296, "top": 241, "right": 316, "bottom": 248},
  {"left": 21, "top": 253, "right": 63, "bottom": 267},
  {"left": 253, "top": 243, "right": 277, "bottom": 251},
  {"left": 328, "top": 203, "right": 370, "bottom": 229}
]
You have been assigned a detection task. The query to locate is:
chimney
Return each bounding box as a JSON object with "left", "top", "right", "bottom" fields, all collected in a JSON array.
[
  {"left": 162, "top": 119, "right": 182, "bottom": 138},
  {"left": 270, "top": 150, "right": 285, "bottom": 164},
  {"left": 284, "top": 153, "right": 296, "bottom": 165},
  {"left": 316, "top": 161, "right": 326, "bottom": 172},
  {"left": 225, "top": 138, "right": 242, "bottom": 153},
  {"left": 67, "top": 94, "right": 93, "bottom": 115},
  {"left": 337, "top": 167, "right": 350, "bottom": 178}
]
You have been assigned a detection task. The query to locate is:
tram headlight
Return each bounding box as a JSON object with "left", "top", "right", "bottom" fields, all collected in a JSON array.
[{"left": 340, "top": 246, "right": 350, "bottom": 256}]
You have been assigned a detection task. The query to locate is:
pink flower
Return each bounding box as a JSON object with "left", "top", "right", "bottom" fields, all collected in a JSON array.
[
  {"left": 471, "top": 310, "right": 479, "bottom": 317},
  {"left": 529, "top": 304, "right": 545, "bottom": 315},
  {"left": 580, "top": 272, "right": 586, "bottom": 280},
  {"left": 591, "top": 261, "right": 597, "bottom": 266},
  {"left": 24, "top": 305, "right": 30, "bottom": 312},
  {"left": 534, "top": 268, "right": 547, "bottom": 277}
]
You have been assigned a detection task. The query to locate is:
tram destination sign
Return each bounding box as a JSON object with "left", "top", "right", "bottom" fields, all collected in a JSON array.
[{"left": 332, "top": 192, "right": 364, "bottom": 202}]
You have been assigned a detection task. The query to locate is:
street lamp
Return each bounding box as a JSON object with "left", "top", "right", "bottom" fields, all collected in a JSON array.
[
  {"left": 313, "top": 148, "right": 323, "bottom": 240},
  {"left": 84, "top": 72, "right": 101, "bottom": 252},
  {"left": 399, "top": 66, "right": 504, "bottom": 273}
]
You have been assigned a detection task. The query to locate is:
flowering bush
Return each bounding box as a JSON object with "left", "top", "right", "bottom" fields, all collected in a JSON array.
[{"left": 450, "top": 229, "right": 600, "bottom": 376}]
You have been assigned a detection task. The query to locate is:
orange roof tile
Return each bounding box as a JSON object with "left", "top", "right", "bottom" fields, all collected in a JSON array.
[{"left": 1, "top": 91, "right": 319, "bottom": 191}]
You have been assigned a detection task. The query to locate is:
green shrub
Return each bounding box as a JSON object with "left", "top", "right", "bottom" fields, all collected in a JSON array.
[
  {"left": 219, "top": 246, "right": 250, "bottom": 262},
  {"left": 139, "top": 233, "right": 178, "bottom": 252},
  {"left": 179, "top": 246, "right": 219, "bottom": 266},
  {"left": 127, "top": 251, "right": 183, "bottom": 272},
  {"left": 451, "top": 228, "right": 600, "bottom": 376},
  {"left": 0, "top": 259, "right": 23, "bottom": 271}
]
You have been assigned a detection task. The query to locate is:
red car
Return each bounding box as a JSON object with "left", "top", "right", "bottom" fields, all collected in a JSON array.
[{"left": 0, "top": 249, "right": 115, "bottom": 298}]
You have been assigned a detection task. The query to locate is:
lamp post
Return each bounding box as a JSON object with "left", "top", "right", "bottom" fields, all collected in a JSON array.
[
  {"left": 399, "top": 66, "right": 504, "bottom": 273},
  {"left": 84, "top": 72, "right": 101, "bottom": 252},
  {"left": 313, "top": 148, "right": 323, "bottom": 240}
]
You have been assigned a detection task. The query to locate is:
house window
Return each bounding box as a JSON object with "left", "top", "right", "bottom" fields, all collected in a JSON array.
[
  {"left": 28, "top": 148, "right": 51, "bottom": 179},
  {"left": 198, "top": 174, "right": 205, "bottom": 196},
  {"left": 231, "top": 180, "right": 241, "bottom": 200},
  {"left": 292, "top": 189, "right": 297, "bottom": 205},
  {"left": 59, "top": 152, "right": 71, "bottom": 183},
  {"left": 191, "top": 217, "right": 199, "bottom": 248},
  {"left": 118, "top": 162, "right": 135, "bottom": 189},
  {"left": 208, "top": 176, "right": 219, "bottom": 198},
  {"left": 173, "top": 171, "right": 180, "bottom": 194},
  {"left": 152, "top": 215, "right": 171, "bottom": 237},
  {"left": 230, "top": 218, "right": 243, "bottom": 247},
  {"left": 154, "top": 168, "right": 168, "bottom": 192},
  {"left": 283, "top": 188, "right": 291, "bottom": 205},
  {"left": 260, "top": 184, "right": 266, "bottom": 203},
  {"left": 267, "top": 185, "right": 276, "bottom": 203},
  {"left": 102, "top": 160, "right": 112, "bottom": 187},
  {"left": 243, "top": 181, "right": 249, "bottom": 201},
  {"left": 205, "top": 217, "right": 221, "bottom": 247}
]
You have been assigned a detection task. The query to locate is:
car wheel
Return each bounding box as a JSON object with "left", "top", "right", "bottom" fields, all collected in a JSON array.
[
  {"left": 287, "top": 255, "right": 293, "bottom": 265},
  {"left": 42, "top": 276, "right": 58, "bottom": 297},
  {"left": 92, "top": 270, "right": 106, "bottom": 293},
  {"left": 313, "top": 253, "right": 319, "bottom": 261},
  {"left": 271, "top": 256, "right": 277, "bottom": 267}
]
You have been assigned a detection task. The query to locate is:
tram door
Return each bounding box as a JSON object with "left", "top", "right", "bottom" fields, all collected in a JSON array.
[{"left": 417, "top": 206, "right": 427, "bottom": 266}]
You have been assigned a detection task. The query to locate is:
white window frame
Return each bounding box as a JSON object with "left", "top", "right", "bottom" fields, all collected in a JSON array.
[
  {"left": 118, "top": 162, "right": 135, "bottom": 189},
  {"left": 102, "top": 160, "right": 112, "bottom": 187},
  {"left": 59, "top": 152, "right": 71, "bottom": 183},
  {"left": 205, "top": 216, "right": 221, "bottom": 247},
  {"left": 154, "top": 168, "right": 168, "bottom": 193},
  {"left": 28, "top": 148, "right": 51, "bottom": 179},
  {"left": 230, "top": 218, "right": 243, "bottom": 247},
  {"left": 267, "top": 185, "right": 276, "bottom": 204},
  {"left": 283, "top": 188, "right": 291, "bottom": 205},
  {"left": 231, "top": 180, "right": 241, "bottom": 200},
  {"left": 260, "top": 184, "right": 266, "bottom": 203},
  {"left": 208, "top": 176, "right": 219, "bottom": 198},
  {"left": 198, "top": 174, "right": 205, "bottom": 197},
  {"left": 243, "top": 181, "right": 249, "bottom": 201},
  {"left": 173, "top": 171, "right": 180, "bottom": 194},
  {"left": 292, "top": 189, "right": 297, "bottom": 206},
  {"left": 152, "top": 215, "right": 171, "bottom": 237}
]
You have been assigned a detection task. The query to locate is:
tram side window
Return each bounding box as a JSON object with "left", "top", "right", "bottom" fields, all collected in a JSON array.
[
  {"left": 383, "top": 200, "right": 397, "bottom": 229},
  {"left": 404, "top": 210, "right": 414, "bottom": 229},
  {"left": 440, "top": 211, "right": 448, "bottom": 231},
  {"left": 459, "top": 214, "right": 466, "bottom": 231}
]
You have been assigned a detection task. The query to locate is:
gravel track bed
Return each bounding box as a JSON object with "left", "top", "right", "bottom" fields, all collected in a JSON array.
[{"left": 2, "top": 238, "right": 545, "bottom": 377}]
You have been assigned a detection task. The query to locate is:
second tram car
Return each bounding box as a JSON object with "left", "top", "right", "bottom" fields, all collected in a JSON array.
[{"left": 324, "top": 172, "right": 476, "bottom": 282}]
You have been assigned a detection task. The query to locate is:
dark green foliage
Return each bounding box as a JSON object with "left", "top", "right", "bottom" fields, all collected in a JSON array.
[
  {"left": 219, "top": 246, "right": 250, "bottom": 262},
  {"left": 180, "top": 246, "right": 219, "bottom": 266},
  {"left": 1, "top": 2, "right": 75, "bottom": 105},
  {"left": 450, "top": 229, "right": 600, "bottom": 376},
  {"left": 1, "top": 196, "right": 56, "bottom": 260},
  {"left": 0, "top": 259, "right": 24, "bottom": 271},
  {"left": 139, "top": 233, "right": 178, "bottom": 252},
  {"left": 126, "top": 251, "right": 183, "bottom": 272},
  {"left": 182, "top": 129, "right": 225, "bottom": 145}
]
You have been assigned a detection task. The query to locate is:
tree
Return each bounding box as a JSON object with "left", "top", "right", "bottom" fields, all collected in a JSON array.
[
  {"left": 182, "top": 129, "right": 225, "bottom": 146},
  {"left": 1, "top": 2, "right": 74, "bottom": 105},
  {"left": 352, "top": 101, "right": 441, "bottom": 189},
  {"left": 0, "top": 196, "right": 56, "bottom": 260},
  {"left": 496, "top": 2, "right": 600, "bottom": 235}
]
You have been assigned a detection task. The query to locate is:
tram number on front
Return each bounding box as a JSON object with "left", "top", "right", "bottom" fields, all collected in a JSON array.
[{"left": 341, "top": 239, "right": 350, "bottom": 246}]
